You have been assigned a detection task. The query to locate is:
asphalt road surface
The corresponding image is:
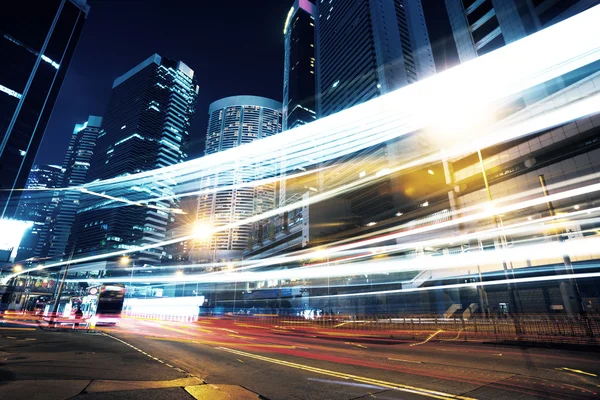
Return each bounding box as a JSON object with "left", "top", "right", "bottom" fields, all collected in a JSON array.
[{"left": 97, "top": 317, "right": 600, "bottom": 400}]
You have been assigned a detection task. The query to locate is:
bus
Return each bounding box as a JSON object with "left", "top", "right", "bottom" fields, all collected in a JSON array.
[{"left": 82, "top": 283, "right": 125, "bottom": 325}]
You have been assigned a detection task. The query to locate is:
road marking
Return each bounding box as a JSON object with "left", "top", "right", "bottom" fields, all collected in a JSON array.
[
  {"left": 6, "top": 336, "right": 16, "bottom": 339},
  {"left": 216, "top": 347, "right": 477, "bottom": 400},
  {"left": 493, "top": 354, "right": 502, "bottom": 356},
  {"left": 389, "top": 358, "right": 422, "bottom": 364},
  {"left": 0, "top": 327, "right": 36, "bottom": 331},
  {"left": 237, "top": 359, "right": 245, "bottom": 363},
  {"left": 144, "top": 336, "right": 296, "bottom": 349},
  {"left": 556, "top": 367, "right": 597, "bottom": 377}
]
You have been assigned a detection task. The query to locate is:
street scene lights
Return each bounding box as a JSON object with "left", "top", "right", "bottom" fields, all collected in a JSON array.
[{"left": 192, "top": 222, "right": 212, "bottom": 240}]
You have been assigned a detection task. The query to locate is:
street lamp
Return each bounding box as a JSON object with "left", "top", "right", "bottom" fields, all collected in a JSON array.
[
  {"left": 192, "top": 221, "right": 218, "bottom": 308},
  {"left": 192, "top": 222, "right": 212, "bottom": 240},
  {"left": 120, "top": 256, "right": 135, "bottom": 298}
]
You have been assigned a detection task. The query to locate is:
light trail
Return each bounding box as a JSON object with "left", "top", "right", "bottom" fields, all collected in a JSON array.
[
  {"left": 5, "top": 160, "right": 600, "bottom": 284},
  {"left": 4, "top": 7, "right": 600, "bottom": 282},
  {"left": 53, "top": 5, "right": 600, "bottom": 199},
  {"left": 66, "top": 226, "right": 600, "bottom": 285}
]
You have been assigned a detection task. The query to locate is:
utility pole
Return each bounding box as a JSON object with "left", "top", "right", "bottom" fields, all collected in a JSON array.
[{"left": 538, "top": 174, "right": 585, "bottom": 316}]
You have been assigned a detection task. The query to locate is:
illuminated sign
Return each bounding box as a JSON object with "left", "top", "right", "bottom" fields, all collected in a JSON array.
[{"left": 89, "top": 287, "right": 99, "bottom": 295}]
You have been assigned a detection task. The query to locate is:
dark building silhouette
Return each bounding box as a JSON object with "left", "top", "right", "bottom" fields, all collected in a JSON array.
[
  {"left": 0, "top": 0, "right": 89, "bottom": 219},
  {"left": 69, "top": 55, "right": 199, "bottom": 264}
]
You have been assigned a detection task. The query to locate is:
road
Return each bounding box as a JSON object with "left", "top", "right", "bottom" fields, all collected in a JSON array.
[{"left": 100, "top": 317, "right": 600, "bottom": 400}]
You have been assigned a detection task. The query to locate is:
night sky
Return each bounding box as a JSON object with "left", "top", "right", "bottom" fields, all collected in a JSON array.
[{"left": 34, "top": 0, "right": 457, "bottom": 166}]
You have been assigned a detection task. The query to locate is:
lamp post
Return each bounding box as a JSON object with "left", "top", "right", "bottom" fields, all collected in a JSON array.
[
  {"left": 192, "top": 222, "right": 216, "bottom": 309},
  {"left": 120, "top": 256, "right": 135, "bottom": 298}
]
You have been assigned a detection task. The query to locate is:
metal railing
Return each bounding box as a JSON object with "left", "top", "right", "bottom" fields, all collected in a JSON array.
[{"left": 209, "top": 313, "right": 600, "bottom": 346}]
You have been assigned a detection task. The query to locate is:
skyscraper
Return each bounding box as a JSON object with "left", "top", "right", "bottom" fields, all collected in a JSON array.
[
  {"left": 445, "top": 0, "right": 599, "bottom": 63},
  {"left": 46, "top": 116, "right": 102, "bottom": 260},
  {"left": 15, "top": 165, "right": 64, "bottom": 262},
  {"left": 315, "top": 0, "right": 436, "bottom": 220},
  {"left": 0, "top": 0, "right": 89, "bottom": 219},
  {"left": 196, "top": 96, "right": 282, "bottom": 261},
  {"left": 316, "top": 0, "right": 436, "bottom": 118},
  {"left": 283, "top": 0, "right": 317, "bottom": 131},
  {"left": 70, "top": 55, "right": 199, "bottom": 263}
]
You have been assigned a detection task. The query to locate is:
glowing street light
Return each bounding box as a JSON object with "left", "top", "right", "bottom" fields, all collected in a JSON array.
[
  {"left": 192, "top": 222, "right": 212, "bottom": 239},
  {"left": 175, "top": 270, "right": 184, "bottom": 276},
  {"left": 119, "top": 256, "right": 130, "bottom": 265},
  {"left": 13, "top": 264, "right": 23, "bottom": 273}
]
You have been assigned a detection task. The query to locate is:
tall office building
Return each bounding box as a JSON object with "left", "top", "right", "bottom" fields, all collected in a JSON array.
[
  {"left": 445, "top": 0, "right": 599, "bottom": 63},
  {"left": 0, "top": 0, "right": 89, "bottom": 219},
  {"left": 15, "top": 165, "right": 64, "bottom": 262},
  {"left": 315, "top": 0, "right": 436, "bottom": 220},
  {"left": 45, "top": 116, "right": 102, "bottom": 260},
  {"left": 196, "top": 96, "right": 282, "bottom": 261},
  {"left": 70, "top": 55, "right": 199, "bottom": 263},
  {"left": 283, "top": 0, "right": 317, "bottom": 131},
  {"left": 316, "top": 0, "right": 435, "bottom": 117}
]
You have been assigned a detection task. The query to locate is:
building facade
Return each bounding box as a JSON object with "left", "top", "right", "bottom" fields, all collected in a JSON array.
[
  {"left": 445, "top": 0, "right": 599, "bottom": 63},
  {"left": 0, "top": 0, "right": 89, "bottom": 219},
  {"left": 45, "top": 115, "right": 102, "bottom": 261},
  {"left": 316, "top": 0, "right": 435, "bottom": 117},
  {"left": 196, "top": 96, "right": 282, "bottom": 261},
  {"left": 70, "top": 55, "right": 199, "bottom": 264},
  {"left": 314, "top": 0, "right": 436, "bottom": 221},
  {"left": 15, "top": 165, "right": 64, "bottom": 262},
  {"left": 283, "top": 0, "right": 317, "bottom": 131}
]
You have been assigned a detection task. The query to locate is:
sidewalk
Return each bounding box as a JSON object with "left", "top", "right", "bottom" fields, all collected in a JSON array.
[{"left": 0, "top": 325, "right": 263, "bottom": 399}]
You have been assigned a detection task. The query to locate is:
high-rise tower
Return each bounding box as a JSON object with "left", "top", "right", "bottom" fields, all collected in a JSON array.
[
  {"left": 315, "top": 0, "right": 436, "bottom": 220},
  {"left": 70, "top": 55, "right": 199, "bottom": 263},
  {"left": 196, "top": 96, "right": 282, "bottom": 261},
  {"left": 46, "top": 116, "right": 102, "bottom": 260},
  {"left": 15, "top": 165, "right": 64, "bottom": 262},
  {"left": 445, "top": 0, "right": 599, "bottom": 63},
  {"left": 316, "top": 0, "right": 435, "bottom": 118},
  {"left": 0, "top": 0, "right": 89, "bottom": 219},
  {"left": 283, "top": 0, "right": 317, "bottom": 131}
]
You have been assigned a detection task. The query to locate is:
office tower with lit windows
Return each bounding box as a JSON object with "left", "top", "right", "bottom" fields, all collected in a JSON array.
[
  {"left": 195, "top": 96, "right": 282, "bottom": 261},
  {"left": 316, "top": 0, "right": 435, "bottom": 117},
  {"left": 283, "top": 0, "right": 317, "bottom": 131},
  {"left": 0, "top": 0, "right": 89, "bottom": 220},
  {"left": 45, "top": 115, "right": 102, "bottom": 260},
  {"left": 445, "top": 0, "right": 599, "bottom": 63},
  {"left": 15, "top": 165, "right": 64, "bottom": 262},
  {"left": 70, "top": 55, "right": 199, "bottom": 263},
  {"left": 315, "top": 0, "right": 436, "bottom": 220}
]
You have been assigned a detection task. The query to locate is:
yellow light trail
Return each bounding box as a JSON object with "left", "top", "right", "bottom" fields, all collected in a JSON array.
[{"left": 216, "top": 347, "right": 477, "bottom": 400}]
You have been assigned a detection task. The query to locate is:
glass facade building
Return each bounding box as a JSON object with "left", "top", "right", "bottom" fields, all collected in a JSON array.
[
  {"left": 44, "top": 115, "right": 102, "bottom": 261},
  {"left": 0, "top": 0, "right": 89, "bottom": 219},
  {"left": 315, "top": 0, "right": 436, "bottom": 220},
  {"left": 445, "top": 0, "right": 599, "bottom": 62},
  {"left": 283, "top": 0, "right": 317, "bottom": 131},
  {"left": 69, "top": 55, "right": 199, "bottom": 264},
  {"left": 196, "top": 96, "right": 282, "bottom": 261},
  {"left": 15, "top": 165, "right": 64, "bottom": 262}
]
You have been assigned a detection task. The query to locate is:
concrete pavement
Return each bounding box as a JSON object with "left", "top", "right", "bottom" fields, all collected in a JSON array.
[{"left": 0, "top": 320, "right": 262, "bottom": 399}]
